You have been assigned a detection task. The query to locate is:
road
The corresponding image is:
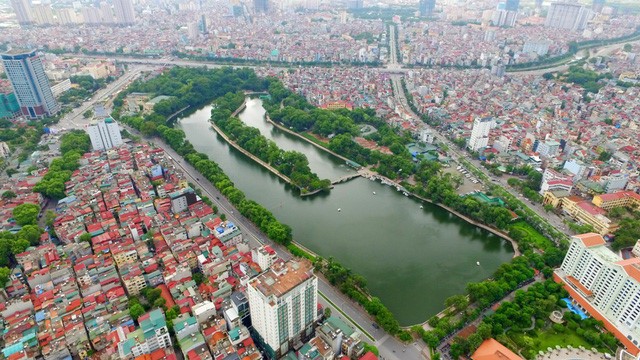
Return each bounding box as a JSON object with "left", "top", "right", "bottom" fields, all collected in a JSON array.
[{"left": 57, "top": 66, "right": 150, "bottom": 130}]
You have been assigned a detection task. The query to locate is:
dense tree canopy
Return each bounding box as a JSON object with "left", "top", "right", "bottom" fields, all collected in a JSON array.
[{"left": 12, "top": 203, "right": 40, "bottom": 226}]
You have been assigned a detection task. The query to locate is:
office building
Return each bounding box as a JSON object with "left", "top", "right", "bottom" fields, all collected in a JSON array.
[
  {"left": 1, "top": 49, "right": 58, "bottom": 119},
  {"left": 555, "top": 233, "right": 640, "bottom": 354},
  {"left": 545, "top": 2, "right": 591, "bottom": 31},
  {"left": 468, "top": 117, "right": 493, "bottom": 152},
  {"left": 505, "top": 0, "right": 519, "bottom": 11},
  {"left": 86, "top": 117, "right": 123, "bottom": 151},
  {"left": 247, "top": 259, "right": 318, "bottom": 358},
  {"left": 113, "top": 0, "right": 135, "bottom": 25},
  {"left": 199, "top": 14, "right": 208, "bottom": 34},
  {"left": 419, "top": 0, "right": 435, "bottom": 17},
  {"left": 10, "top": 0, "right": 33, "bottom": 25},
  {"left": 254, "top": 0, "right": 268, "bottom": 13},
  {"left": 117, "top": 309, "right": 173, "bottom": 358}
]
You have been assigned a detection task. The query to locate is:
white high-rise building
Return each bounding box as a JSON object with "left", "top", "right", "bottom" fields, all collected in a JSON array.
[
  {"left": 86, "top": 117, "right": 123, "bottom": 151},
  {"left": 247, "top": 259, "right": 318, "bottom": 358},
  {"left": 545, "top": 1, "right": 591, "bottom": 31},
  {"left": 10, "top": 0, "right": 33, "bottom": 25},
  {"left": 113, "top": 0, "right": 135, "bottom": 24},
  {"left": 468, "top": 117, "right": 493, "bottom": 152},
  {"left": 556, "top": 233, "right": 640, "bottom": 354}
]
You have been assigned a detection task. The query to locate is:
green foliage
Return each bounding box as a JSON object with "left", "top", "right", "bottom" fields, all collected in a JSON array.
[
  {"left": 60, "top": 130, "right": 91, "bottom": 155},
  {"left": 193, "top": 272, "right": 205, "bottom": 285},
  {"left": 598, "top": 151, "right": 612, "bottom": 162},
  {"left": 17, "top": 225, "right": 44, "bottom": 246},
  {"left": 362, "top": 343, "right": 379, "bottom": 356},
  {"left": 287, "top": 244, "right": 315, "bottom": 261},
  {"left": 2, "top": 191, "right": 16, "bottom": 199},
  {"left": 34, "top": 131, "right": 89, "bottom": 199},
  {"left": 214, "top": 112, "right": 331, "bottom": 193},
  {"left": 612, "top": 218, "right": 640, "bottom": 250},
  {"left": 79, "top": 233, "right": 92, "bottom": 243},
  {"left": 129, "top": 303, "right": 145, "bottom": 322},
  {"left": 12, "top": 203, "right": 40, "bottom": 226},
  {"left": 0, "top": 267, "right": 10, "bottom": 288},
  {"left": 58, "top": 75, "right": 106, "bottom": 105}
]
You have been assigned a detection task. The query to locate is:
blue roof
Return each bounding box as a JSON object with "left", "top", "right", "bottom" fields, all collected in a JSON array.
[
  {"left": 2, "top": 342, "right": 23, "bottom": 357},
  {"left": 35, "top": 310, "right": 45, "bottom": 322}
]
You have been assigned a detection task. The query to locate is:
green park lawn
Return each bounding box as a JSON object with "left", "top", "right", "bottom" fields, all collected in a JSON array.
[{"left": 509, "top": 221, "right": 555, "bottom": 250}]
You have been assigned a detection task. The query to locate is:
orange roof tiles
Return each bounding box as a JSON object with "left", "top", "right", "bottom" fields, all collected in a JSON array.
[
  {"left": 566, "top": 276, "right": 593, "bottom": 297},
  {"left": 574, "top": 233, "right": 605, "bottom": 248},
  {"left": 471, "top": 338, "right": 523, "bottom": 360}
]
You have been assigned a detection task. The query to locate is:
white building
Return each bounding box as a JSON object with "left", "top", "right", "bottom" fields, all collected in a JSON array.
[
  {"left": 545, "top": 1, "right": 591, "bottom": 31},
  {"left": 604, "top": 173, "right": 629, "bottom": 193},
  {"left": 247, "top": 259, "right": 318, "bottom": 358},
  {"left": 563, "top": 159, "right": 587, "bottom": 181},
  {"left": 537, "top": 140, "right": 560, "bottom": 158},
  {"left": 556, "top": 233, "right": 640, "bottom": 354},
  {"left": 540, "top": 168, "right": 573, "bottom": 194},
  {"left": 86, "top": 117, "right": 123, "bottom": 151},
  {"left": 251, "top": 245, "right": 278, "bottom": 272},
  {"left": 468, "top": 117, "right": 493, "bottom": 152}
]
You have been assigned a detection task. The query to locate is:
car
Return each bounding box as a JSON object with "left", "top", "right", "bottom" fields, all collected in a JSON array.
[{"left": 372, "top": 323, "right": 379, "bottom": 329}]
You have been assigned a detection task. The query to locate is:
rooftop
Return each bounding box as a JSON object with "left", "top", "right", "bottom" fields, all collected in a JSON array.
[{"left": 249, "top": 259, "right": 314, "bottom": 299}]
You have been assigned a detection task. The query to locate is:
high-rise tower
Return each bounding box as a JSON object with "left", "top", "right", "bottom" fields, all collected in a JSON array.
[
  {"left": 419, "top": 0, "right": 435, "bottom": 17},
  {"left": 113, "top": 0, "right": 135, "bottom": 25},
  {"left": 1, "top": 49, "right": 58, "bottom": 119},
  {"left": 10, "top": 0, "right": 33, "bottom": 25}
]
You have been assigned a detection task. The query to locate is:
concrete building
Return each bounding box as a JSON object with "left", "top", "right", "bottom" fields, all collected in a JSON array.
[
  {"left": 1, "top": 49, "right": 59, "bottom": 119},
  {"left": 10, "top": 0, "right": 33, "bottom": 25},
  {"left": 86, "top": 117, "right": 123, "bottom": 151},
  {"left": 505, "top": 0, "right": 520, "bottom": 11},
  {"left": 254, "top": 0, "right": 268, "bottom": 13},
  {"left": 537, "top": 140, "right": 560, "bottom": 158},
  {"left": 468, "top": 117, "right": 493, "bottom": 152},
  {"left": 592, "top": 191, "right": 640, "bottom": 211},
  {"left": 113, "top": 0, "right": 135, "bottom": 25},
  {"left": 540, "top": 168, "right": 573, "bottom": 195},
  {"left": 545, "top": 2, "right": 591, "bottom": 31},
  {"left": 252, "top": 246, "right": 278, "bottom": 272},
  {"left": 419, "top": 0, "right": 435, "bottom": 17},
  {"left": 247, "top": 259, "right": 318, "bottom": 358},
  {"left": 117, "top": 309, "right": 172, "bottom": 358},
  {"left": 555, "top": 233, "right": 640, "bottom": 354}
]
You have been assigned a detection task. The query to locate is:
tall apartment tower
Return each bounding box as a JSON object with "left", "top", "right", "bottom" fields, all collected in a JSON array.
[
  {"left": 86, "top": 117, "right": 123, "bottom": 151},
  {"left": 505, "top": 0, "right": 519, "bottom": 11},
  {"left": 419, "top": 0, "right": 435, "bottom": 17},
  {"left": 545, "top": 2, "right": 591, "bottom": 31},
  {"left": 113, "top": 0, "right": 135, "bottom": 25},
  {"left": 247, "top": 259, "right": 318, "bottom": 358},
  {"left": 555, "top": 233, "right": 640, "bottom": 354},
  {"left": 254, "top": 0, "right": 268, "bottom": 13},
  {"left": 1, "top": 50, "right": 58, "bottom": 119},
  {"left": 10, "top": 0, "right": 33, "bottom": 25},
  {"left": 468, "top": 117, "right": 493, "bottom": 152}
]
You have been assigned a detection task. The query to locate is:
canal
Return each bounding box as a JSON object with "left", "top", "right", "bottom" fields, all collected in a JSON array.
[{"left": 176, "top": 98, "right": 514, "bottom": 326}]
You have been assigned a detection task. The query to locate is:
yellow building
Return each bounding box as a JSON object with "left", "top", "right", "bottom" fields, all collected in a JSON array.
[
  {"left": 542, "top": 190, "right": 570, "bottom": 208},
  {"left": 592, "top": 191, "right": 640, "bottom": 211},
  {"left": 113, "top": 247, "right": 138, "bottom": 267},
  {"left": 561, "top": 197, "right": 618, "bottom": 235}
]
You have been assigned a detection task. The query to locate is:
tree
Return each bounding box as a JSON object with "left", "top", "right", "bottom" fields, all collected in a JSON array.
[
  {"left": 17, "top": 225, "right": 43, "bottom": 246},
  {"left": 12, "top": 203, "right": 40, "bottom": 226},
  {"left": 624, "top": 43, "right": 633, "bottom": 52},
  {"left": 79, "top": 233, "right": 92, "bottom": 243},
  {"left": 0, "top": 267, "right": 10, "bottom": 288},
  {"left": 1, "top": 191, "right": 16, "bottom": 199},
  {"left": 445, "top": 294, "right": 469, "bottom": 312},
  {"left": 129, "top": 303, "right": 145, "bottom": 322},
  {"left": 598, "top": 151, "right": 612, "bottom": 162},
  {"left": 83, "top": 109, "right": 93, "bottom": 119}
]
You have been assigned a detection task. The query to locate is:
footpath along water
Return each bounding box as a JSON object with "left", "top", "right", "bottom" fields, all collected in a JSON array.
[{"left": 176, "top": 99, "right": 514, "bottom": 325}]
